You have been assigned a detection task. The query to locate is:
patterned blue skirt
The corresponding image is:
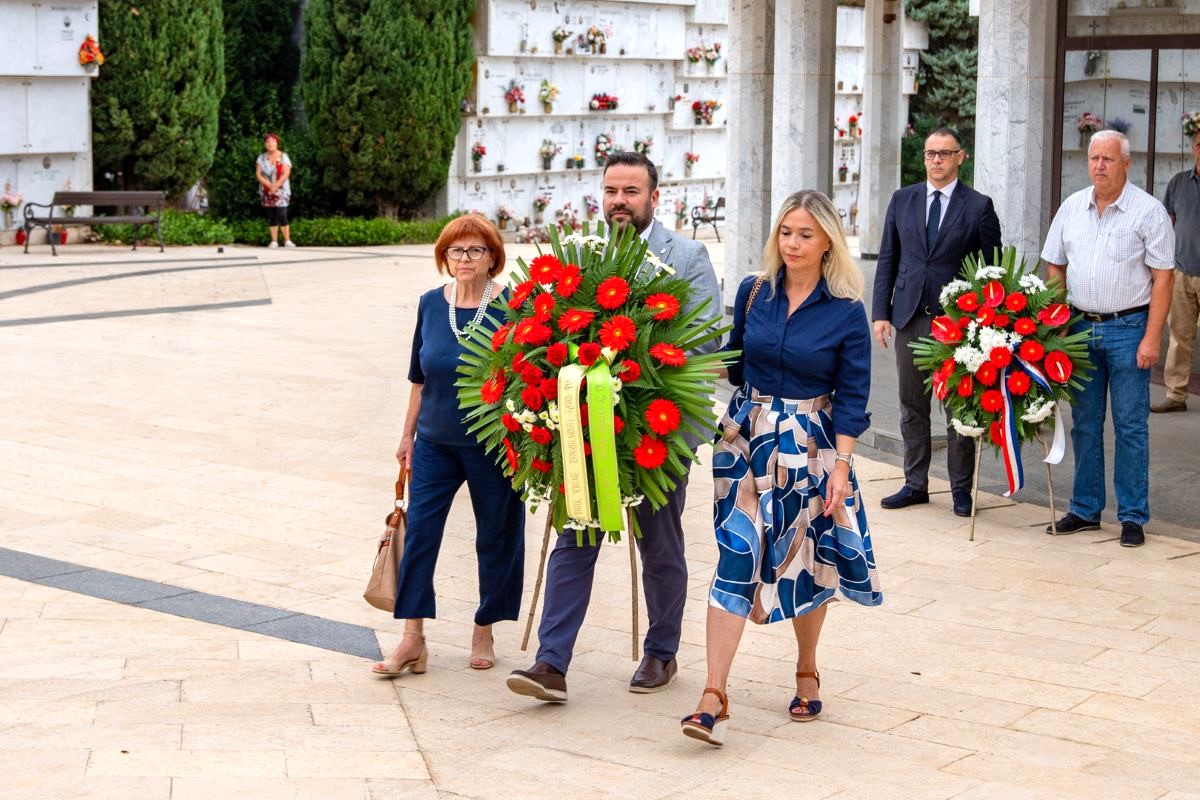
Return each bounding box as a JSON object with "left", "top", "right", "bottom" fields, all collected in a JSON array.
[{"left": 710, "top": 385, "right": 883, "bottom": 623}]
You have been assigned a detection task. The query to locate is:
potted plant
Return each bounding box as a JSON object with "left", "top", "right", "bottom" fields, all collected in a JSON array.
[
  {"left": 497, "top": 204, "right": 516, "bottom": 230},
  {"left": 0, "top": 182, "right": 21, "bottom": 230},
  {"left": 583, "top": 194, "right": 600, "bottom": 221},
  {"left": 684, "top": 151, "right": 700, "bottom": 178},
  {"left": 532, "top": 194, "right": 551, "bottom": 224},
  {"left": 552, "top": 26, "right": 572, "bottom": 54},
  {"left": 587, "top": 25, "right": 606, "bottom": 54},
  {"left": 471, "top": 142, "right": 486, "bottom": 173},
  {"left": 539, "top": 80, "right": 559, "bottom": 114},
  {"left": 573, "top": 154, "right": 585, "bottom": 169},
  {"left": 539, "top": 139, "right": 562, "bottom": 170},
  {"left": 505, "top": 80, "right": 525, "bottom": 113},
  {"left": 1077, "top": 112, "right": 1103, "bottom": 149}
]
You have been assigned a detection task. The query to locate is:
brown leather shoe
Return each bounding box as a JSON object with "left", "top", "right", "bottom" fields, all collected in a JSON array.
[
  {"left": 629, "top": 654, "right": 678, "bottom": 693},
  {"left": 1151, "top": 398, "right": 1188, "bottom": 413},
  {"left": 506, "top": 661, "right": 567, "bottom": 702}
]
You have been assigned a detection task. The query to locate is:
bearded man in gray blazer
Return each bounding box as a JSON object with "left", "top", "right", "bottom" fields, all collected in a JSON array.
[{"left": 508, "top": 152, "right": 722, "bottom": 702}]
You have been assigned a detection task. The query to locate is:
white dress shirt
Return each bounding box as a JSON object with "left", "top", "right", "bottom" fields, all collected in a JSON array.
[{"left": 926, "top": 179, "right": 958, "bottom": 227}]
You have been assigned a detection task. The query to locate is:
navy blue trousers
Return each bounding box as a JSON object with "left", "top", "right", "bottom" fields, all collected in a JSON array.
[
  {"left": 535, "top": 477, "right": 690, "bottom": 674},
  {"left": 393, "top": 438, "right": 525, "bottom": 625}
]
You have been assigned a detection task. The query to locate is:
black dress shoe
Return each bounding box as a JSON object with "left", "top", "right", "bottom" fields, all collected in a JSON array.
[
  {"left": 952, "top": 490, "right": 972, "bottom": 517},
  {"left": 507, "top": 661, "right": 567, "bottom": 702},
  {"left": 880, "top": 486, "right": 929, "bottom": 509},
  {"left": 1045, "top": 512, "right": 1101, "bottom": 535},
  {"left": 629, "top": 654, "right": 677, "bottom": 693},
  {"left": 1120, "top": 521, "right": 1145, "bottom": 548}
]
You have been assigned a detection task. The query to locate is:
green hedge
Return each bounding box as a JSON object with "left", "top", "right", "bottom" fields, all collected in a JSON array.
[{"left": 96, "top": 209, "right": 456, "bottom": 247}]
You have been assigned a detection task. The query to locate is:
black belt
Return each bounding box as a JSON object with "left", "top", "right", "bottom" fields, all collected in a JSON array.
[{"left": 1070, "top": 304, "right": 1149, "bottom": 322}]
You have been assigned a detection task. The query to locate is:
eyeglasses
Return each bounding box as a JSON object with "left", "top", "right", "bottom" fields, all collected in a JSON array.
[
  {"left": 446, "top": 246, "right": 490, "bottom": 261},
  {"left": 923, "top": 149, "right": 962, "bottom": 161}
]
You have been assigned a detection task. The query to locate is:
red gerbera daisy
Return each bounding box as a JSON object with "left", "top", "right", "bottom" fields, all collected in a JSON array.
[
  {"left": 480, "top": 371, "right": 505, "bottom": 404},
  {"left": 531, "top": 458, "right": 553, "bottom": 473},
  {"left": 529, "top": 254, "right": 564, "bottom": 284},
  {"left": 503, "top": 438, "right": 519, "bottom": 474},
  {"left": 556, "top": 264, "right": 582, "bottom": 297},
  {"left": 619, "top": 359, "right": 641, "bottom": 382},
  {"left": 578, "top": 342, "right": 601, "bottom": 366},
  {"left": 980, "top": 389, "right": 1004, "bottom": 413},
  {"left": 513, "top": 319, "right": 553, "bottom": 346},
  {"left": 532, "top": 292, "right": 557, "bottom": 322},
  {"left": 508, "top": 280, "right": 536, "bottom": 309},
  {"left": 596, "top": 276, "right": 631, "bottom": 309},
  {"left": 598, "top": 315, "right": 637, "bottom": 352},
  {"left": 491, "top": 322, "right": 513, "bottom": 351},
  {"left": 645, "top": 398, "right": 682, "bottom": 436},
  {"left": 557, "top": 308, "right": 595, "bottom": 334},
  {"left": 529, "top": 426, "right": 552, "bottom": 445},
  {"left": 645, "top": 293, "right": 681, "bottom": 321},
  {"left": 1013, "top": 317, "right": 1038, "bottom": 336},
  {"left": 546, "top": 342, "right": 569, "bottom": 366},
  {"left": 1006, "top": 371, "right": 1031, "bottom": 396},
  {"left": 501, "top": 413, "right": 521, "bottom": 432},
  {"left": 649, "top": 342, "right": 686, "bottom": 367},
  {"left": 521, "top": 385, "right": 544, "bottom": 411},
  {"left": 634, "top": 434, "right": 668, "bottom": 469}
]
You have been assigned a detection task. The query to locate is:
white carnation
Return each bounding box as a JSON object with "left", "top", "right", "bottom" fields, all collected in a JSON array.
[
  {"left": 1021, "top": 399, "right": 1056, "bottom": 424},
  {"left": 974, "top": 265, "right": 1005, "bottom": 281},
  {"left": 951, "top": 419, "right": 985, "bottom": 437},
  {"left": 953, "top": 345, "right": 987, "bottom": 373},
  {"left": 1018, "top": 273, "right": 1047, "bottom": 293},
  {"left": 939, "top": 279, "right": 973, "bottom": 308}
]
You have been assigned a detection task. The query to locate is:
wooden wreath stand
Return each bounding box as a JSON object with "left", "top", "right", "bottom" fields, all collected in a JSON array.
[
  {"left": 521, "top": 509, "right": 641, "bottom": 661},
  {"left": 968, "top": 433, "right": 1059, "bottom": 541}
]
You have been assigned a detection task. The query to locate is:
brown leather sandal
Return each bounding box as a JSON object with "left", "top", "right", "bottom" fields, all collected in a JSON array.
[
  {"left": 681, "top": 687, "right": 731, "bottom": 746},
  {"left": 789, "top": 670, "right": 822, "bottom": 721}
]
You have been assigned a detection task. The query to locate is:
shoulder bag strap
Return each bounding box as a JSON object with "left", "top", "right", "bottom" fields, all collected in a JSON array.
[{"left": 744, "top": 276, "right": 766, "bottom": 318}]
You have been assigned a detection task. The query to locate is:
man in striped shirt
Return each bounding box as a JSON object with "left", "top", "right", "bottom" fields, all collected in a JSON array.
[{"left": 1040, "top": 130, "right": 1175, "bottom": 548}]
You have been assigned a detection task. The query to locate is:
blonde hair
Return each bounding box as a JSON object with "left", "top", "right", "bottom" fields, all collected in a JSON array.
[{"left": 759, "top": 190, "right": 863, "bottom": 301}]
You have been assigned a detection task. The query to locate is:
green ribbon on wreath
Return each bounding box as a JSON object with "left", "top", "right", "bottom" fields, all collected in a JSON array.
[{"left": 557, "top": 344, "right": 623, "bottom": 532}]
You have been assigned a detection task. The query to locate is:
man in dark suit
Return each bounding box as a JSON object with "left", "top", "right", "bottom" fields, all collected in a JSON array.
[
  {"left": 506, "top": 152, "right": 722, "bottom": 702},
  {"left": 872, "top": 127, "right": 1003, "bottom": 516}
]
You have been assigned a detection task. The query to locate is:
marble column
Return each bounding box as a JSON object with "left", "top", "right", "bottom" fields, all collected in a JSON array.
[
  {"left": 770, "top": 0, "right": 836, "bottom": 208},
  {"left": 974, "top": 0, "right": 1057, "bottom": 267},
  {"left": 859, "top": 0, "right": 903, "bottom": 257},
  {"left": 723, "top": 0, "right": 776, "bottom": 309}
]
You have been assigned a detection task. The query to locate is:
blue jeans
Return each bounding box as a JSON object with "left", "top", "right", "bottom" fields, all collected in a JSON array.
[{"left": 1069, "top": 310, "right": 1151, "bottom": 525}]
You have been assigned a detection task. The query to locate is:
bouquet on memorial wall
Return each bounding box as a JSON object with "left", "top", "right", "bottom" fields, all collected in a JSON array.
[
  {"left": 909, "top": 247, "right": 1093, "bottom": 497},
  {"left": 505, "top": 80, "right": 526, "bottom": 106},
  {"left": 533, "top": 194, "right": 551, "bottom": 213},
  {"left": 594, "top": 133, "right": 614, "bottom": 165},
  {"left": 539, "top": 139, "right": 562, "bottom": 159},
  {"left": 79, "top": 35, "right": 104, "bottom": 67},
  {"left": 0, "top": 183, "right": 21, "bottom": 212},
  {"left": 633, "top": 136, "right": 653, "bottom": 156},
  {"left": 1183, "top": 111, "right": 1200, "bottom": 137},
  {"left": 552, "top": 26, "right": 573, "bottom": 43},
  {"left": 539, "top": 80, "right": 560, "bottom": 105},
  {"left": 589, "top": 93, "right": 619, "bottom": 111},
  {"left": 703, "top": 42, "right": 722, "bottom": 65},
  {"left": 685, "top": 46, "right": 703, "bottom": 64},
  {"left": 1076, "top": 112, "right": 1103, "bottom": 134},
  {"left": 685, "top": 152, "right": 700, "bottom": 165},
  {"left": 456, "top": 223, "right": 732, "bottom": 542}
]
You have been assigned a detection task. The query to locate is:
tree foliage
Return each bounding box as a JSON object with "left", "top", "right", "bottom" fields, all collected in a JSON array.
[
  {"left": 302, "top": 0, "right": 475, "bottom": 217},
  {"left": 92, "top": 0, "right": 225, "bottom": 197}
]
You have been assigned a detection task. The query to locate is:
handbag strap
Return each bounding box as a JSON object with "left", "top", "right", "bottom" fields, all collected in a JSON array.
[
  {"left": 395, "top": 466, "right": 409, "bottom": 503},
  {"left": 744, "top": 275, "right": 766, "bottom": 318}
]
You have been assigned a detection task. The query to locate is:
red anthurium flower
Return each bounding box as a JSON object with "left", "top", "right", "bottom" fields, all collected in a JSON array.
[
  {"left": 620, "top": 359, "right": 641, "bottom": 382},
  {"left": 645, "top": 398, "right": 682, "bottom": 436},
  {"left": 989, "top": 347, "right": 1012, "bottom": 368},
  {"left": 529, "top": 254, "right": 564, "bottom": 283},
  {"left": 613, "top": 415, "right": 625, "bottom": 433},
  {"left": 975, "top": 363, "right": 998, "bottom": 386},
  {"left": 597, "top": 276, "right": 631, "bottom": 309},
  {"left": 983, "top": 281, "right": 1006, "bottom": 308},
  {"left": 480, "top": 372, "right": 505, "bottom": 404},
  {"left": 521, "top": 385, "right": 544, "bottom": 410},
  {"left": 633, "top": 434, "right": 668, "bottom": 469},
  {"left": 976, "top": 307, "right": 996, "bottom": 327},
  {"left": 980, "top": 389, "right": 1004, "bottom": 413},
  {"left": 1014, "top": 317, "right": 1038, "bottom": 335},
  {"left": 533, "top": 292, "right": 557, "bottom": 322},
  {"left": 931, "top": 316, "right": 963, "bottom": 344},
  {"left": 956, "top": 292, "right": 981, "bottom": 312},
  {"left": 956, "top": 375, "right": 974, "bottom": 397},
  {"left": 531, "top": 458, "right": 553, "bottom": 473},
  {"left": 599, "top": 315, "right": 637, "bottom": 352},
  {"left": 993, "top": 314, "right": 1011, "bottom": 328},
  {"left": 1043, "top": 350, "right": 1073, "bottom": 383},
  {"left": 508, "top": 280, "right": 536, "bottom": 309},
  {"left": 990, "top": 421, "right": 1004, "bottom": 447},
  {"left": 1038, "top": 303, "right": 1070, "bottom": 327},
  {"left": 1004, "top": 291, "right": 1028, "bottom": 312},
  {"left": 491, "top": 322, "right": 513, "bottom": 351},
  {"left": 578, "top": 342, "right": 602, "bottom": 366},
  {"left": 645, "top": 293, "right": 682, "bottom": 321},
  {"left": 503, "top": 438, "right": 518, "bottom": 473},
  {"left": 1006, "top": 371, "right": 1032, "bottom": 396},
  {"left": 939, "top": 357, "right": 956, "bottom": 379},
  {"left": 556, "top": 263, "right": 582, "bottom": 297},
  {"left": 546, "top": 342, "right": 568, "bottom": 366},
  {"left": 557, "top": 308, "right": 595, "bottom": 334},
  {"left": 529, "top": 426, "right": 552, "bottom": 445},
  {"left": 1018, "top": 340, "right": 1044, "bottom": 362},
  {"left": 933, "top": 374, "right": 950, "bottom": 401},
  {"left": 539, "top": 378, "right": 558, "bottom": 400},
  {"left": 513, "top": 319, "right": 553, "bottom": 346},
  {"left": 501, "top": 413, "right": 521, "bottom": 432},
  {"left": 649, "top": 342, "right": 687, "bottom": 367}
]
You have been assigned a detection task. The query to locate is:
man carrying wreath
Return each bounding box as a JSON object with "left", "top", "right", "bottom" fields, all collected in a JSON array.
[
  {"left": 1041, "top": 130, "right": 1175, "bottom": 547},
  {"left": 507, "top": 153, "right": 722, "bottom": 702}
]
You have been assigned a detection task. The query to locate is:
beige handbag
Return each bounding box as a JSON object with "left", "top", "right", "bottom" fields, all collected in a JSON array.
[{"left": 363, "top": 466, "right": 408, "bottom": 612}]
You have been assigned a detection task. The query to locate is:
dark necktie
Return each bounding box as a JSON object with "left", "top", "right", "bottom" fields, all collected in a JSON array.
[{"left": 926, "top": 190, "right": 942, "bottom": 253}]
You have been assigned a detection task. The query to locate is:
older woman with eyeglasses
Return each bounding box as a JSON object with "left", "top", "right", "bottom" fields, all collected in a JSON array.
[{"left": 372, "top": 214, "right": 526, "bottom": 677}]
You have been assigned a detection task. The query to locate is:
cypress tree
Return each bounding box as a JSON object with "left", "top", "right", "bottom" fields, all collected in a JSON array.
[
  {"left": 302, "top": 0, "right": 475, "bottom": 217},
  {"left": 92, "top": 0, "right": 226, "bottom": 197}
]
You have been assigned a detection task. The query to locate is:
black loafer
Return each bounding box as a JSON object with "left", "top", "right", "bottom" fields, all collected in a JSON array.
[
  {"left": 880, "top": 486, "right": 929, "bottom": 509},
  {"left": 630, "top": 655, "right": 678, "bottom": 693},
  {"left": 951, "top": 490, "right": 972, "bottom": 517},
  {"left": 1045, "top": 512, "right": 1101, "bottom": 535},
  {"left": 1120, "top": 522, "right": 1145, "bottom": 548}
]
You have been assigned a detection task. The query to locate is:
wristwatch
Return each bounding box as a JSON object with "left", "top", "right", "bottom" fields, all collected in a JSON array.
[{"left": 835, "top": 452, "right": 854, "bottom": 468}]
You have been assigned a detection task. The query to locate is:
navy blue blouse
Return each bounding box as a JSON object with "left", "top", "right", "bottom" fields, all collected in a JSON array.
[
  {"left": 725, "top": 273, "right": 872, "bottom": 438},
  {"left": 408, "top": 286, "right": 505, "bottom": 446}
]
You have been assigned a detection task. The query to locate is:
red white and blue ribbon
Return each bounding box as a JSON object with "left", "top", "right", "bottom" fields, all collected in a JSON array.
[{"left": 997, "top": 357, "right": 1066, "bottom": 497}]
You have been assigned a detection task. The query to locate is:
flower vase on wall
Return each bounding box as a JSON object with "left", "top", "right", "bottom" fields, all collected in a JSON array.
[
  {"left": 599, "top": 41, "right": 607, "bottom": 55},
  {"left": 508, "top": 101, "right": 518, "bottom": 113},
  {"left": 542, "top": 157, "right": 553, "bottom": 170},
  {"left": 554, "top": 41, "right": 563, "bottom": 54},
  {"left": 543, "top": 102, "right": 553, "bottom": 114},
  {"left": 684, "top": 163, "right": 692, "bottom": 178},
  {"left": 499, "top": 217, "right": 508, "bottom": 230},
  {"left": 2, "top": 210, "right": 11, "bottom": 229},
  {"left": 838, "top": 165, "right": 849, "bottom": 182},
  {"left": 473, "top": 160, "right": 482, "bottom": 173}
]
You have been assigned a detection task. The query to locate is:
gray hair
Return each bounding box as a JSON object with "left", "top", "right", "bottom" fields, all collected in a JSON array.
[{"left": 1088, "top": 129, "right": 1131, "bottom": 159}]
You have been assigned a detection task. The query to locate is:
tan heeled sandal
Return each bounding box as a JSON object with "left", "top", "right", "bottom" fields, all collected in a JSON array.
[
  {"left": 789, "top": 670, "right": 822, "bottom": 721},
  {"left": 680, "top": 687, "right": 731, "bottom": 746},
  {"left": 372, "top": 631, "right": 427, "bottom": 676},
  {"left": 469, "top": 627, "right": 495, "bottom": 670}
]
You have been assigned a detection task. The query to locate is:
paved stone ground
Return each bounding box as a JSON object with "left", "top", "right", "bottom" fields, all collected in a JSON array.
[{"left": 2, "top": 241, "right": 1200, "bottom": 800}]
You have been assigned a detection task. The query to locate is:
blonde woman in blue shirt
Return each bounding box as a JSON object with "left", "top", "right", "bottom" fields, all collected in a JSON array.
[{"left": 681, "top": 190, "right": 883, "bottom": 746}]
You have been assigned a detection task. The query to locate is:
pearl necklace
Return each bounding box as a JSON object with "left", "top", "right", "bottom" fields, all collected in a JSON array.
[{"left": 448, "top": 278, "right": 495, "bottom": 341}]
